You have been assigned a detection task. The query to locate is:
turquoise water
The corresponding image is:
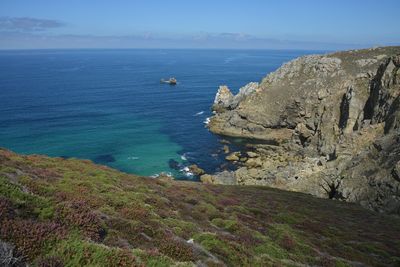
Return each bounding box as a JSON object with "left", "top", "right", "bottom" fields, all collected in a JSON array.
[{"left": 0, "top": 49, "right": 318, "bottom": 178}]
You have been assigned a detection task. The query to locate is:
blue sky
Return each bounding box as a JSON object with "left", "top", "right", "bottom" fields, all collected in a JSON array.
[{"left": 0, "top": 0, "right": 399, "bottom": 49}]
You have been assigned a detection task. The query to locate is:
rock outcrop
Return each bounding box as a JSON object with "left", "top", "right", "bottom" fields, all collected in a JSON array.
[{"left": 207, "top": 46, "right": 400, "bottom": 214}]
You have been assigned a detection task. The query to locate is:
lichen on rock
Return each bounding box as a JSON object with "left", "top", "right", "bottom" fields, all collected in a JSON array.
[{"left": 206, "top": 46, "right": 400, "bottom": 214}]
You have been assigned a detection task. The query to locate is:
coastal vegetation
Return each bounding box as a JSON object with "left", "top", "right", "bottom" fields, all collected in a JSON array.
[{"left": 1, "top": 148, "right": 399, "bottom": 266}]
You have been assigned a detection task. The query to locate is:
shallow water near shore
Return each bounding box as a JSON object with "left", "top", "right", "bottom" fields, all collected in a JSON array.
[{"left": 0, "top": 49, "right": 320, "bottom": 178}]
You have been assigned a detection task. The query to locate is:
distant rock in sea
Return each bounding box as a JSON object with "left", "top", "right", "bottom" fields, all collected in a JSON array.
[{"left": 93, "top": 154, "right": 116, "bottom": 164}]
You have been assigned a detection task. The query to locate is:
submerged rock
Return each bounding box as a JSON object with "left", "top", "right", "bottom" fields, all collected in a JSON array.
[
  {"left": 93, "top": 154, "right": 116, "bottom": 164},
  {"left": 206, "top": 46, "right": 400, "bottom": 214},
  {"left": 168, "top": 159, "right": 181, "bottom": 170}
]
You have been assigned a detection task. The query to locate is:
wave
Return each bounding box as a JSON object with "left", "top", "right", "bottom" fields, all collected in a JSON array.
[
  {"left": 127, "top": 156, "right": 139, "bottom": 160},
  {"left": 203, "top": 117, "right": 210, "bottom": 125},
  {"left": 151, "top": 171, "right": 173, "bottom": 178},
  {"left": 194, "top": 111, "right": 204, "bottom": 116}
]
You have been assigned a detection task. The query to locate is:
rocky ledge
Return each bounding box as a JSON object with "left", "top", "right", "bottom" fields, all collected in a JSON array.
[{"left": 206, "top": 46, "right": 400, "bottom": 214}]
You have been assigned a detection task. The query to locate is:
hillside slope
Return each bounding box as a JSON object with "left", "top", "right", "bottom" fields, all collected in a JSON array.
[
  {"left": 1, "top": 148, "right": 400, "bottom": 266},
  {"left": 207, "top": 46, "right": 400, "bottom": 214}
]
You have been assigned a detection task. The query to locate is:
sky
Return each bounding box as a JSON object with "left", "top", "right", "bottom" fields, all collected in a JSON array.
[{"left": 0, "top": 0, "right": 399, "bottom": 50}]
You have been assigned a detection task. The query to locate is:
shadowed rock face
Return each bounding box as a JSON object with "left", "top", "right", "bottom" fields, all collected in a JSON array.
[{"left": 207, "top": 46, "right": 400, "bottom": 214}]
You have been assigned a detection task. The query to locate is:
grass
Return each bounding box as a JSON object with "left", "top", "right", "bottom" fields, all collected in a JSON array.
[{"left": 0, "top": 148, "right": 400, "bottom": 266}]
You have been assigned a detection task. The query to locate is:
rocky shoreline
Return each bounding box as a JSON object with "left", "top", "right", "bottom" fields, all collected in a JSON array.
[{"left": 202, "top": 46, "right": 400, "bottom": 214}]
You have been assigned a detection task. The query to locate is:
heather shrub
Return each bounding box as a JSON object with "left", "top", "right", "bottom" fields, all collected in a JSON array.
[
  {"left": 119, "top": 204, "right": 150, "bottom": 220},
  {"left": 52, "top": 238, "right": 139, "bottom": 267},
  {"left": 211, "top": 218, "right": 241, "bottom": 233},
  {"left": 157, "top": 238, "right": 194, "bottom": 262},
  {"left": 56, "top": 199, "right": 106, "bottom": 241},
  {"left": 0, "top": 219, "right": 65, "bottom": 260},
  {"left": 0, "top": 197, "right": 13, "bottom": 220},
  {"left": 280, "top": 234, "right": 296, "bottom": 251},
  {"left": 217, "top": 197, "right": 239, "bottom": 207}
]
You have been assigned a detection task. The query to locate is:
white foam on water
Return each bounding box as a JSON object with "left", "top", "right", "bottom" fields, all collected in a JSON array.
[
  {"left": 127, "top": 156, "right": 139, "bottom": 160},
  {"left": 194, "top": 111, "right": 204, "bottom": 116},
  {"left": 150, "top": 171, "right": 173, "bottom": 178},
  {"left": 203, "top": 117, "right": 210, "bottom": 125}
]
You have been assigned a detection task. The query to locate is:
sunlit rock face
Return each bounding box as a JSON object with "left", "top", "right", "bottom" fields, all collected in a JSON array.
[{"left": 207, "top": 46, "right": 400, "bottom": 214}]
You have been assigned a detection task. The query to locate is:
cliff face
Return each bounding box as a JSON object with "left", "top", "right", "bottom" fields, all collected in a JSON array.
[{"left": 207, "top": 46, "right": 400, "bottom": 214}]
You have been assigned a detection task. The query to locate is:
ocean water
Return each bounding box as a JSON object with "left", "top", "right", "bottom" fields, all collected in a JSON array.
[{"left": 0, "top": 49, "right": 318, "bottom": 178}]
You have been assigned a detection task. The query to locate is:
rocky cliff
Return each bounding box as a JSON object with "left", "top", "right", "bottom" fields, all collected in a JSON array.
[{"left": 206, "top": 46, "right": 400, "bottom": 214}]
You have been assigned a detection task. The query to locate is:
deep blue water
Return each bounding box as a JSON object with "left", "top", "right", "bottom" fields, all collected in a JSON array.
[{"left": 0, "top": 49, "right": 318, "bottom": 178}]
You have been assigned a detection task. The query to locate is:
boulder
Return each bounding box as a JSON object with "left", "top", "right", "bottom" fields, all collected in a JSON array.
[
  {"left": 200, "top": 174, "right": 214, "bottom": 184},
  {"left": 225, "top": 152, "right": 240, "bottom": 161},
  {"left": 188, "top": 164, "right": 205, "bottom": 176},
  {"left": 245, "top": 157, "right": 263, "bottom": 168},
  {"left": 223, "top": 145, "right": 230, "bottom": 154},
  {"left": 246, "top": 151, "right": 258, "bottom": 158}
]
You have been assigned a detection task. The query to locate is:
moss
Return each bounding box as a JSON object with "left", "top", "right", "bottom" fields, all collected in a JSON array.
[
  {"left": 0, "top": 176, "right": 55, "bottom": 219},
  {"left": 254, "top": 240, "right": 289, "bottom": 260},
  {"left": 354, "top": 242, "right": 391, "bottom": 258},
  {"left": 334, "top": 259, "right": 352, "bottom": 267},
  {"left": 162, "top": 218, "right": 197, "bottom": 239},
  {"left": 46, "top": 237, "right": 139, "bottom": 267},
  {"left": 193, "top": 232, "right": 246, "bottom": 265},
  {"left": 274, "top": 212, "right": 303, "bottom": 225},
  {"left": 192, "top": 201, "right": 219, "bottom": 220},
  {"left": 211, "top": 218, "right": 241, "bottom": 233}
]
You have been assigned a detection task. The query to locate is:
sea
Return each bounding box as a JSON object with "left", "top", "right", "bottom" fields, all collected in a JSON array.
[{"left": 0, "top": 49, "right": 320, "bottom": 179}]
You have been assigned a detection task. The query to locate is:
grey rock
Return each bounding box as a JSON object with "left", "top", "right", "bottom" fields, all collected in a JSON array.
[
  {"left": 206, "top": 46, "right": 400, "bottom": 214},
  {"left": 210, "top": 171, "right": 237, "bottom": 185},
  {"left": 246, "top": 151, "right": 258, "bottom": 158},
  {"left": 392, "top": 161, "right": 400, "bottom": 182},
  {"left": 225, "top": 152, "right": 240, "bottom": 161}
]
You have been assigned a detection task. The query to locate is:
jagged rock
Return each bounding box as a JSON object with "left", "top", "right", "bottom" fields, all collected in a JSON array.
[
  {"left": 230, "top": 82, "right": 259, "bottom": 108},
  {"left": 212, "top": 83, "right": 259, "bottom": 113},
  {"left": 212, "top": 85, "right": 233, "bottom": 112},
  {"left": 209, "top": 171, "right": 237, "bottom": 185},
  {"left": 188, "top": 164, "right": 205, "bottom": 176},
  {"left": 206, "top": 46, "right": 400, "bottom": 214},
  {"left": 392, "top": 161, "right": 400, "bottom": 182},
  {"left": 225, "top": 152, "right": 240, "bottom": 161},
  {"left": 245, "top": 157, "right": 263, "bottom": 168},
  {"left": 200, "top": 174, "right": 214, "bottom": 184},
  {"left": 246, "top": 151, "right": 258, "bottom": 158},
  {"left": 223, "top": 145, "right": 230, "bottom": 154}
]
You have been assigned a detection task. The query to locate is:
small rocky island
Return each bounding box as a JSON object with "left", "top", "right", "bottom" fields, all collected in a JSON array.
[{"left": 205, "top": 46, "right": 400, "bottom": 215}]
